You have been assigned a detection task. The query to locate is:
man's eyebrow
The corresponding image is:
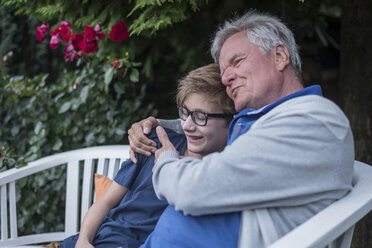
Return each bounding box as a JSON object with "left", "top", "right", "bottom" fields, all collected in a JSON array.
[
  {"left": 228, "top": 54, "right": 240, "bottom": 64},
  {"left": 220, "top": 53, "right": 245, "bottom": 77}
]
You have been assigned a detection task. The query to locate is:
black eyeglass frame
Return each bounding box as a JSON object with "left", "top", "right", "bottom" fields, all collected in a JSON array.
[{"left": 177, "top": 105, "right": 233, "bottom": 126}]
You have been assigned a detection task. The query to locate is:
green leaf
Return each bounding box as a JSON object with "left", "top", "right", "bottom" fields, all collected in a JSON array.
[
  {"left": 97, "top": 134, "right": 106, "bottom": 144},
  {"left": 130, "top": 68, "right": 139, "bottom": 83},
  {"left": 25, "top": 154, "right": 38, "bottom": 163},
  {"left": 85, "top": 132, "right": 95, "bottom": 146},
  {"left": 115, "top": 128, "right": 126, "bottom": 136},
  {"left": 104, "top": 67, "right": 114, "bottom": 85},
  {"left": 80, "top": 86, "right": 89, "bottom": 103},
  {"left": 58, "top": 102, "right": 71, "bottom": 114},
  {"left": 35, "top": 122, "right": 43, "bottom": 135},
  {"left": 52, "top": 138, "right": 63, "bottom": 151},
  {"left": 11, "top": 126, "right": 20, "bottom": 136}
]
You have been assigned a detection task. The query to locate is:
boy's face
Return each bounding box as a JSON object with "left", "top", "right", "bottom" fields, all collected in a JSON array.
[{"left": 181, "top": 93, "right": 229, "bottom": 159}]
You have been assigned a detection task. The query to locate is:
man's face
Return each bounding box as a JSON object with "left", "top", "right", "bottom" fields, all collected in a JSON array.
[
  {"left": 219, "top": 31, "right": 283, "bottom": 111},
  {"left": 181, "top": 93, "right": 229, "bottom": 158}
]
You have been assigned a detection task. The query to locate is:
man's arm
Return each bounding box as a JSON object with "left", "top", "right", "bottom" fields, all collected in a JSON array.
[
  {"left": 76, "top": 182, "right": 128, "bottom": 247},
  {"left": 152, "top": 98, "right": 354, "bottom": 215}
]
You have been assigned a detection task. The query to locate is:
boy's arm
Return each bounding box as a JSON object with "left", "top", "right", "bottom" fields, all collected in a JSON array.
[{"left": 75, "top": 182, "right": 128, "bottom": 248}]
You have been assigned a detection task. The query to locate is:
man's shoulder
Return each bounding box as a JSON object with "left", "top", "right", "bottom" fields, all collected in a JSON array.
[
  {"left": 271, "top": 95, "right": 346, "bottom": 118},
  {"left": 259, "top": 95, "right": 352, "bottom": 140}
]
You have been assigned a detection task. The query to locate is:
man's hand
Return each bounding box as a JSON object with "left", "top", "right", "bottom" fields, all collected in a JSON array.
[
  {"left": 128, "top": 116, "right": 159, "bottom": 163},
  {"left": 155, "top": 126, "right": 178, "bottom": 163}
]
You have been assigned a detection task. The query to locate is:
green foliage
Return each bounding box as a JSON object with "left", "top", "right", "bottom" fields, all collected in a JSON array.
[
  {"left": 0, "top": 54, "right": 155, "bottom": 161},
  {"left": 16, "top": 166, "right": 66, "bottom": 235},
  {"left": 2, "top": 0, "right": 205, "bottom": 36},
  {"left": 128, "top": 0, "right": 201, "bottom": 36},
  {"left": 0, "top": 53, "right": 156, "bottom": 234}
]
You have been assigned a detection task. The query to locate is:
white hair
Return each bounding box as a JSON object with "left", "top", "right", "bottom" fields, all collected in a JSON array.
[{"left": 211, "top": 10, "right": 302, "bottom": 79}]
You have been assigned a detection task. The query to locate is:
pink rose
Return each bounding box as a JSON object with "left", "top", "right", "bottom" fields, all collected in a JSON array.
[
  {"left": 50, "top": 28, "right": 59, "bottom": 36},
  {"left": 60, "top": 21, "right": 71, "bottom": 28},
  {"left": 80, "top": 40, "right": 98, "bottom": 54},
  {"left": 94, "top": 23, "right": 101, "bottom": 32},
  {"left": 36, "top": 23, "right": 49, "bottom": 42},
  {"left": 113, "top": 60, "right": 120, "bottom": 68},
  {"left": 50, "top": 35, "right": 61, "bottom": 49},
  {"left": 84, "top": 26, "right": 96, "bottom": 42},
  {"left": 63, "top": 43, "right": 78, "bottom": 61},
  {"left": 84, "top": 25, "right": 105, "bottom": 42},
  {"left": 57, "top": 21, "right": 72, "bottom": 42},
  {"left": 96, "top": 32, "right": 105, "bottom": 40},
  {"left": 71, "top": 33, "right": 84, "bottom": 50},
  {"left": 109, "top": 21, "right": 129, "bottom": 42}
]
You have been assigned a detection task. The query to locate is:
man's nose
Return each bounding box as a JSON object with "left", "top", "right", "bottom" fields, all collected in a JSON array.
[{"left": 221, "top": 67, "right": 236, "bottom": 86}]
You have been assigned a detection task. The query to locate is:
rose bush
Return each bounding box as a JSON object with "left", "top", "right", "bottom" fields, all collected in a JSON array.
[{"left": 36, "top": 20, "right": 128, "bottom": 61}]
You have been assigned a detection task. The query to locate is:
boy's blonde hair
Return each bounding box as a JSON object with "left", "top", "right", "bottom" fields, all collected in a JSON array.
[{"left": 176, "top": 64, "right": 236, "bottom": 115}]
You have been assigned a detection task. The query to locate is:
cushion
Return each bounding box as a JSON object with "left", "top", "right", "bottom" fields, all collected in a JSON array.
[{"left": 94, "top": 174, "right": 113, "bottom": 201}]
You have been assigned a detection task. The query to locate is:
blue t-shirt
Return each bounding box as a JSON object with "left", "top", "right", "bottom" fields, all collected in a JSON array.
[
  {"left": 140, "top": 206, "right": 240, "bottom": 248},
  {"left": 61, "top": 128, "right": 187, "bottom": 248}
]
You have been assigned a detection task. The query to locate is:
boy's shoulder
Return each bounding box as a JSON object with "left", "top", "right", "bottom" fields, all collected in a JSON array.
[{"left": 147, "top": 127, "right": 186, "bottom": 149}]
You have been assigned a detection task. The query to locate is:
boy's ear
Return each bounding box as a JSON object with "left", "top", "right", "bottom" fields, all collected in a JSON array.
[{"left": 273, "top": 44, "right": 290, "bottom": 72}]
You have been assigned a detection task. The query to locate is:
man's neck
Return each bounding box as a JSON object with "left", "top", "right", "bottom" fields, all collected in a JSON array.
[{"left": 278, "top": 72, "right": 304, "bottom": 101}]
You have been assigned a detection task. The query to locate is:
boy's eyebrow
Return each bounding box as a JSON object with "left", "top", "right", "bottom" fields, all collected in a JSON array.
[{"left": 183, "top": 105, "right": 208, "bottom": 113}]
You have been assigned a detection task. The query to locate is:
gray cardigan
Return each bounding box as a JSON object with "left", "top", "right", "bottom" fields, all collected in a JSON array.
[{"left": 155, "top": 95, "right": 354, "bottom": 247}]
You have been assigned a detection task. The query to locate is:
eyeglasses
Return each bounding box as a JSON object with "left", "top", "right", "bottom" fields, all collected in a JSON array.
[{"left": 177, "top": 106, "right": 233, "bottom": 126}]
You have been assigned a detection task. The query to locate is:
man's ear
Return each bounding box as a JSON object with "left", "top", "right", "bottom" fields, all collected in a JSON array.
[{"left": 272, "top": 44, "right": 290, "bottom": 72}]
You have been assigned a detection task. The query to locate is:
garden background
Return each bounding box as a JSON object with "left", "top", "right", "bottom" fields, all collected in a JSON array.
[{"left": 0, "top": 0, "right": 371, "bottom": 247}]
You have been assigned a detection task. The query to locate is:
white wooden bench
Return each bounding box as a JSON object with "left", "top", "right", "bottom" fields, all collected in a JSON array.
[
  {"left": 269, "top": 160, "right": 372, "bottom": 248},
  {"left": 0, "top": 145, "right": 130, "bottom": 247},
  {"left": 0, "top": 146, "right": 372, "bottom": 248}
]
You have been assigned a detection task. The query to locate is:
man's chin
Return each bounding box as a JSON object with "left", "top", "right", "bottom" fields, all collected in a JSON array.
[{"left": 234, "top": 104, "right": 245, "bottom": 112}]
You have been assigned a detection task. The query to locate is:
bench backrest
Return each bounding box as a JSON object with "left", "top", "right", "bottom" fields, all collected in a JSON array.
[
  {"left": 269, "top": 161, "right": 372, "bottom": 248},
  {"left": 0, "top": 145, "right": 130, "bottom": 246}
]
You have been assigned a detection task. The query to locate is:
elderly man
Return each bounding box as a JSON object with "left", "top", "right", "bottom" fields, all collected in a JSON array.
[{"left": 129, "top": 10, "right": 354, "bottom": 247}]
